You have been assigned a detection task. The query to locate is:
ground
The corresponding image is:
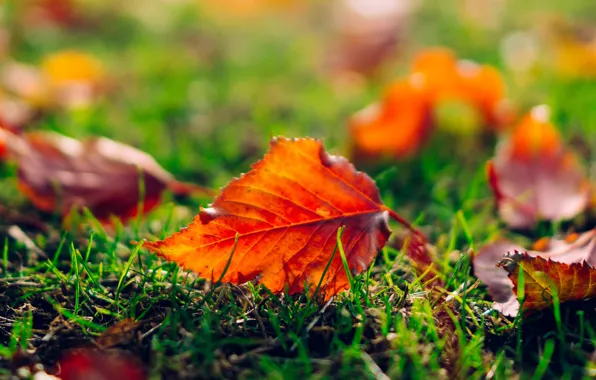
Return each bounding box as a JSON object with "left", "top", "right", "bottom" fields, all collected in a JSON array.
[{"left": 1, "top": 0, "right": 596, "bottom": 378}]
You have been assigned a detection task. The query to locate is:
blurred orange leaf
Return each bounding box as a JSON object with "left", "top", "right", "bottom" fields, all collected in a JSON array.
[
  {"left": 42, "top": 50, "right": 103, "bottom": 85},
  {"left": 1, "top": 51, "right": 105, "bottom": 111},
  {"left": 487, "top": 105, "right": 589, "bottom": 229},
  {"left": 145, "top": 137, "right": 414, "bottom": 298},
  {"left": 350, "top": 47, "right": 509, "bottom": 160},
  {"left": 411, "top": 48, "right": 510, "bottom": 128},
  {"left": 350, "top": 76, "right": 432, "bottom": 159},
  {"left": 474, "top": 229, "right": 596, "bottom": 316},
  {"left": 0, "top": 129, "right": 211, "bottom": 223}
]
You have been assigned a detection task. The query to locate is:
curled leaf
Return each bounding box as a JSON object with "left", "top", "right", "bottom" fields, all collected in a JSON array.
[
  {"left": 487, "top": 105, "right": 590, "bottom": 229},
  {"left": 499, "top": 252, "right": 596, "bottom": 314},
  {"left": 145, "top": 137, "right": 412, "bottom": 298},
  {"left": 474, "top": 229, "right": 596, "bottom": 316},
  {"left": 0, "top": 129, "right": 210, "bottom": 223}
]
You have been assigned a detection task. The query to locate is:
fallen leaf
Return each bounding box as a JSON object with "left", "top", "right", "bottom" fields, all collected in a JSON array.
[
  {"left": 97, "top": 318, "right": 141, "bottom": 348},
  {"left": 58, "top": 349, "right": 146, "bottom": 380},
  {"left": 349, "top": 48, "right": 510, "bottom": 160},
  {"left": 474, "top": 229, "right": 596, "bottom": 316},
  {"left": 0, "top": 129, "right": 211, "bottom": 223},
  {"left": 487, "top": 105, "right": 590, "bottom": 229},
  {"left": 499, "top": 252, "right": 596, "bottom": 314},
  {"left": 41, "top": 50, "right": 104, "bottom": 108},
  {"left": 145, "top": 137, "right": 414, "bottom": 298},
  {"left": 411, "top": 48, "right": 509, "bottom": 129},
  {"left": 326, "top": 0, "right": 416, "bottom": 76},
  {"left": 1, "top": 51, "right": 105, "bottom": 110},
  {"left": 350, "top": 76, "right": 432, "bottom": 159}
]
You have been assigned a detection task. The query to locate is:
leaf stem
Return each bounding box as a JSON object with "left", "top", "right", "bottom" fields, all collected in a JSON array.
[{"left": 384, "top": 206, "right": 425, "bottom": 238}]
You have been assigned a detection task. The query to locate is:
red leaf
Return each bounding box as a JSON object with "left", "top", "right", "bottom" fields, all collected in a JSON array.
[
  {"left": 145, "top": 137, "right": 413, "bottom": 298},
  {"left": 487, "top": 105, "right": 590, "bottom": 229},
  {"left": 0, "top": 129, "right": 211, "bottom": 223},
  {"left": 58, "top": 350, "right": 146, "bottom": 380}
]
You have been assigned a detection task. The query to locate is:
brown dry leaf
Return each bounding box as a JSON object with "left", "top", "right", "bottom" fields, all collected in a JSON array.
[
  {"left": 0, "top": 129, "right": 212, "bottom": 223},
  {"left": 474, "top": 229, "right": 596, "bottom": 316},
  {"left": 145, "top": 137, "right": 416, "bottom": 298},
  {"left": 97, "top": 318, "right": 141, "bottom": 348},
  {"left": 499, "top": 251, "right": 596, "bottom": 314},
  {"left": 487, "top": 105, "right": 590, "bottom": 229}
]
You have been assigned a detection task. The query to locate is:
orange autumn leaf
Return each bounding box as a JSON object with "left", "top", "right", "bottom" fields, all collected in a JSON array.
[
  {"left": 411, "top": 48, "right": 508, "bottom": 128},
  {"left": 498, "top": 252, "right": 596, "bottom": 314},
  {"left": 145, "top": 137, "right": 413, "bottom": 298},
  {"left": 42, "top": 50, "right": 104, "bottom": 86},
  {"left": 350, "top": 47, "right": 509, "bottom": 160},
  {"left": 0, "top": 129, "right": 211, "bottom": 223},
  {"left": 41, "top": 50, "right": 105, "bottom": 108},
  {"left": 487, "top": 105, "right": 589, "bottom": 229},
  {"left": 350, "top": 76, "right": 432, "bottom": 159}
]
